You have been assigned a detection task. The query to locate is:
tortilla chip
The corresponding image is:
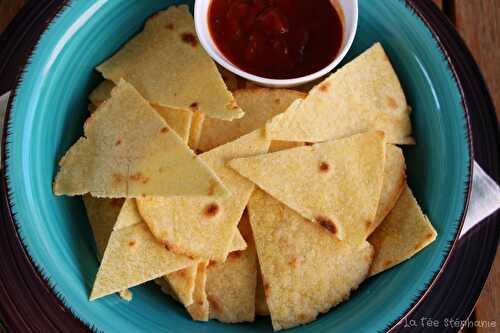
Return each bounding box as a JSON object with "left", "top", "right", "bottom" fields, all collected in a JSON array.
[
  {"left": 137, "top": 130, "right": 270, "bottom": 261},
  {"left": 206, "top": 214, "right": 257, "bottom": 323},
  {"left": 368, "top": 145, "right": 406, "bottom": 235},
  {"left": 255, "top": 263, "right": 270, "bottom": 316},
  {"left": 198, "top": 88, "right": 306, "bottom": 152},
  {"left": 89, "top": 80, "right": 115, "bottom": 106},
  {"left": 88, "top": 80, "right": 193, "bottom": 143},
  {"left": 83, "top": 196, "right": 134, "bottom": 301},
  {"left": 368, "top": 186, "right": 437, "bottom": 276},
  {"left": 248, "top": 190, "right": 374, "bottom": 331},
  {"left": 186, "top": 261, "right": 210, "bottom": 321},
  {"left": 90, "top": 222, "right": 195, "bottom": 300},
  {"left": 188, "top": 111, "right": 205, "bottom": 150},
  {"left": 53, "top": 80, "right": 228, "bottom": 199},
  {"left": 230, "top": 131, "right": 386, "bottom": 243},
  {"left": 267, "top": 43, "right": 414, "bottom": 144},
  {"left": 97, "top": 5, "right": 243, "bottom": 120}
]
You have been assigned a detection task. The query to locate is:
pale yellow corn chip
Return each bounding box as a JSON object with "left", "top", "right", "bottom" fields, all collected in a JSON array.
[
  {"left": 53, "top": 80, "right": 228, "bottom": 199},
  {"left": 248, "top": 190, "right": 374, "bottom": 331},
  {"left": 230, "top": 131, "right": 386, "bottom": 244},
  {"left": 90, "top": 222, "right": 195, "bottom": 300},
  {"left": 137, "top": 130, "right": 270, "bottom": 261},
  {"left": 97, "top": 5, "right": 243, "bottom": 120},
  {"left": 369, "top": 186, "right": 437, "bottom": 276},
  {"left": 267, "top": 43, "right": 413, "bottom": 144},
  {"left": 198, "top": 88, "right": 305, "bottom": 152}
]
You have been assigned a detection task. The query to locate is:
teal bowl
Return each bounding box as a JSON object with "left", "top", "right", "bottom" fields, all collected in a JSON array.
[{"left": 4, "top": 0, "right": 472, "bottom": 332}]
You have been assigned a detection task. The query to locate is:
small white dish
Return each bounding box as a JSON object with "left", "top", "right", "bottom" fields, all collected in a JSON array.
[{"left": 194, "top": 0, "right": 358, "bottom": 88}]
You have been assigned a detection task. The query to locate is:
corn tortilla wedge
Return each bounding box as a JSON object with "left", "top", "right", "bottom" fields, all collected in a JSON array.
[
  {"left": 97, "top": 5, "right": 243, "bottom": 120},
  {"left": 230, "top": 131, "right": 386, "bottom": 243}
]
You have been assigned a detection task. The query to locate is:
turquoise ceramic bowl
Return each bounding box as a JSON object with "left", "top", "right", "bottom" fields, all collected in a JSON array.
[{"left": 5, "top": 0, "right": 471, "bottom": 332}]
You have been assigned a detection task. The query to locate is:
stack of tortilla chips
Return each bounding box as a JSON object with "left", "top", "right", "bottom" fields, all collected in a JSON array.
[{"left": 53, "top": 5, "right": 437, "bottom": 331}]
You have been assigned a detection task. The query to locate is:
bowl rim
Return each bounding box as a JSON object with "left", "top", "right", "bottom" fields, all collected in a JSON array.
[{"left": 0, "top": 0, "right": 475, "bottom": 332}]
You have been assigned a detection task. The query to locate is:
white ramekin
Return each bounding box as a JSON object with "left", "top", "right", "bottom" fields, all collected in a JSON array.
[{"left": 194, "top": 0, "right": 358, "bottom": 88}]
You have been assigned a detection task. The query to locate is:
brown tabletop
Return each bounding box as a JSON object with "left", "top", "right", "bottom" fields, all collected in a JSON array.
[{"left": 0, "top": 0, "right": 498, "bottom": 332}]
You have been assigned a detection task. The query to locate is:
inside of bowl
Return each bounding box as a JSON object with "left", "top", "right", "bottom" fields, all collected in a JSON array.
[{"left": 6, "top": 0, "right": 470, "bottom": 332}]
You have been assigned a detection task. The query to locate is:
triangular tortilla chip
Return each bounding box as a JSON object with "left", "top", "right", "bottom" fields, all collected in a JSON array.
[
  {"left": 104, "top": 196, "right": 201, "bottom": 305},
  {"left": 83, "top": 196, "right": 134, "bottom": 301},
  {"left": 207, "top": 214, "right": 257, "bottom": 323},
  {"left": 267, "top": 43, "right": 413, "bottom": 144},
  {"left": 88, "top": 80, "right": 193, "bottom": 143},
  {"left": 248, "top": 190, "right": 374, "bottom": 330},
  {"left": 198, "top": 88, "right": 306, "bottom": 152},
  {"left": 97, "top": 5, "right": 243, "bottom": 120},
  {"left": 53, "top": 80, "right": 228, "bottom": 199},
  {"left": 186, "top": 261, "right": 210, "bottom": 321},
  {"left": 368, "top": 186, "right": 437, "bottom": 276},
  {"left": 368, "top": 144, "right": 406, "bottom": 234},
  {"left": 188, "top": 111, "right": 205, "bottom": 150},
  {"left": 230, "top": 131, "right": 386, "bottom": 243},
  {"left": 90, "top": 222, "right": 195, "bottom": 300},
  {"left": 137, "top": 130, "right": 271, "bottom": 261}
]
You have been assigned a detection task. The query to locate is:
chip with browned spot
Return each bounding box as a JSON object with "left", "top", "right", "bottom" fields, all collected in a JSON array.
[
  {"left": 230, "top": 131, "right": 386, "bottom": 244},
  {"left": 198, "top": 88, "right": 305, "bottom": 152},
  {"left": 156, "top": 230, "right": 247, "bottom": 307},
  {"left": 90, "top": 221, "right": 195, "bottom": 300},
  {"left": 247, "top": 190, "right": 374, "bottom": 330},
  {"left": 88, "top": 80, "right": 194, "bottom": 143},
  {"left": 267, "top": 43, "right": 414, "bottom": 145},
  {"left": 96, "top": 5, "right": 243, "bottom": 120},
  {"left": 137, "top": 130, "right": 270, "bottom": 261},
  {"left": 53, "top": 80, "right": 228, "bottom": 199},
  {"left": 368, "top": 186, "right": 437, "bottom": 276}
]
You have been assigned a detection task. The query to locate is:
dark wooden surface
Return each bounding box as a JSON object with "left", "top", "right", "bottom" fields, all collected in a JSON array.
[
  {"left": 0, "top": 0, "right": 498, "bottom": 332},
  {"left": 432, "top": 1, "right": 500, "bottom": 332}
]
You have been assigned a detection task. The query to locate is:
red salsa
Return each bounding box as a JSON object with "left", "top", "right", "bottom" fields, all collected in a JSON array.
[{"left": 208, "top": 0, "right": 343, "bottom": 79}]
